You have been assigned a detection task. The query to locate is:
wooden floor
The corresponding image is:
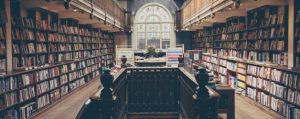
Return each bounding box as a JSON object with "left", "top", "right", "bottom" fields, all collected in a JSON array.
[
  {"left": 33, "top": 80, "right": 281, "bottom": 119},
  {"left": 33, "top": 79, "right": 100, "bottom": 119}
]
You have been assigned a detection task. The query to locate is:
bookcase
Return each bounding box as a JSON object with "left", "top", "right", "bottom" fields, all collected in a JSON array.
[
  {"left": 0, "top": 3, "right": 116, "bottom": 119},
  {"left": 0, "top": 0, "right": 6, "bottom": 75},
  {"left": 194, "top": 5, "right": 300, "bottom": 118},
  {"left": 295, "top": 0, "right": 300, "bottom": 66}
]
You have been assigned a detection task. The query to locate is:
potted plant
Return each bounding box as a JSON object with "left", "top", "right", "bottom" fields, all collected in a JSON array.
[{"left": 147, "top": 46, "right": 156, "bottom": 57}]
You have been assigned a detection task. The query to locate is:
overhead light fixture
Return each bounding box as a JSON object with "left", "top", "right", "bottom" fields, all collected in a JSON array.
[
  {"left": 73, "top": 8, "right": 78, "bottom": 12},
  {"left": 211, "top": 13, "right": 215, "bottom": 19},
  {"left": 234, "top": 0, "right": 240, "bottom": 8},
  {"left": 64, "top": 0, "right": 72, "bottom": 9},
  {"left": 228, "top": 6, "right": 232, "bottom": 10}
]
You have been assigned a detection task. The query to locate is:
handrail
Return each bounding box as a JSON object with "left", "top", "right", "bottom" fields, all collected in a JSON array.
[
  {"left": 181, "top": 0, "right": 233, "bottom": 27},
  {"left": 76, "top": 67, "right": 221, "bottom": 119},
  {"left": 71, "top": 0, "right": 126, "bottom": 28}
]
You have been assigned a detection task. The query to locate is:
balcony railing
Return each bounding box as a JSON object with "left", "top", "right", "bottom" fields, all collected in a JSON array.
[
  {"left": 76, "top": 67, "right": 220, "bottom": 119},
  {"left": 71, "top": 0, "right": 126, "bottom": 29},
  {"left": 181, "top": 0, "right": 234, "bottom": 28}
]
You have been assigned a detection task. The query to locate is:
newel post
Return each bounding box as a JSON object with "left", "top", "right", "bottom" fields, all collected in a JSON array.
[
  {"left": 193, "top": 67, "right": 211, "bottom": 119},
  {"left": 100, "top": 69, "right": 115, "bottom": 119}
]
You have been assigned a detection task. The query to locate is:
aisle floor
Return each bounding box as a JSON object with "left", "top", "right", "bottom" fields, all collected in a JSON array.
[
  {"left": 33, "top": 79, "right": 100, "bottom": 119},
  {"left": 33, "top": 80, "right": 279, "bottom": 119}
]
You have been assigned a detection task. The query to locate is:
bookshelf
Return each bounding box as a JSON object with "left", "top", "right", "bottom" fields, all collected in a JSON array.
[
  {"left": 0, "top": 0, "right": 6, "bottom": 75},
  {"left": 0, "top": 5, "right": 116, "bottom": 119},
  {"left": 295, "top": 0, "right": 300, "bottom": 66},
  {"left": 194, "top": 5, "right": 300, "bottom": 118}
]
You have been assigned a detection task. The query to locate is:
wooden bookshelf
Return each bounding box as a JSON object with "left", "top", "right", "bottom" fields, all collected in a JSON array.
[
  {"left": 0, "top": 4, "right": 116, "bottom": 119},
  {"left": 295, "top": 0, "right": 300, "bottom": 66},
  {"left": 193, "top": 5, "right": 300, "bottom": 118},
  {"left": 0, "top": 0, "right": 6, "bottom": 75}
]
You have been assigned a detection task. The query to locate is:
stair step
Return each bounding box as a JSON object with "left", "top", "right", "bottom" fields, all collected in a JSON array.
[{"left": 127, "top": 112, "right": 178, "bottom": 119}]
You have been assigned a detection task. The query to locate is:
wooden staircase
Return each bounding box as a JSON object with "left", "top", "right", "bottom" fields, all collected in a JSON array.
[{"left": 127, "top": 112, "right": 178, "bottom": 119}]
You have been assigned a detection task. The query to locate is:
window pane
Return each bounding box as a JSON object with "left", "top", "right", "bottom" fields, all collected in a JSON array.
[
  {"left": 162, "top": 24, "right": 170, "bottom": 32},
  {"left": 147, "top": 38, "right": 160, "bottom": 49},
  {"left": 162, "top": 32, "right": 170, "bottom": 39},
  {"left": 138, "top": 33, "right": 145, "bottom": 49},
  {"left": 137, "top": 24, "right": 145, "bottom": 32},
  {"left": 162, "top": 41, "right": 170, "bottom": 49},
  {"left": 135, "top": 4, "right": 173, "bottom": 50}
]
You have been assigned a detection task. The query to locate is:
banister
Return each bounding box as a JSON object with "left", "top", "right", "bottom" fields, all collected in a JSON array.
[{"left": 76, "top": 67, "right": 220, "bottom": 119}]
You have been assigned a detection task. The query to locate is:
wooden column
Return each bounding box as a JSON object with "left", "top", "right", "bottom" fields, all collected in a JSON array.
[
  {"left": 5, "top": 0, "right": 12, "bottom": 72},
  {"left": 288, "top": 0, "right": 295, "bottom": 68}
]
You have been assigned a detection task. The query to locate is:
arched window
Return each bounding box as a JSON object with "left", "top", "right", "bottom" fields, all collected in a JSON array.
[{"left": 134, "top": 3, "right": 174, "bottom": 50}]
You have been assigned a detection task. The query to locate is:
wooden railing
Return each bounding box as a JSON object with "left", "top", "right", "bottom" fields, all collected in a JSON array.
[
  {"left": 179, "top": 68, "right": 220, "bottom": 119},
  {"left": 126, "top": 68, "right": 180, "bottom": 112},
  {"left": 76, "top": 67, "right": 220, "bottom": 119},
  {"left": 181, "top": 0, "right": 233, "bottom": 27},
  {"left": 92, "top": 0, "right": 126, "bottom": 27}
]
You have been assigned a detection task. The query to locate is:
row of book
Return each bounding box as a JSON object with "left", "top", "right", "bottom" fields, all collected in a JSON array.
[
  {"left": 12, "top": 49, "right": 103, "bottom": 69},
  {"left": 11, "top": 17, "right": 106, "bottom": 38},
  {"left": 226, "top": 61, "right": 237, "bottom": 71},
  {"left": 1, "top": 56, "right": 101, "bottom": 94},
  {"left": 12, "top": 29, "right": 35, "bottom": 40},
  {"left": 36, "top": 20, "right": 57, "bottom": 31},
  {"left": 270, "top": 82, "right": 287, "bottom": 99},
  {"left": 271, "top": 69, "right": 300, "bottom": 89},
  {"left": 257, "top": 91, "right": 270, "bottom": 107},
  {"left": 12, "top": 17, "right": 34, "bottom": 28},
  {"left": 20, "top": 102, "right": 36, "bottom": 119},
  {"left": 19, "top": 86, "right": 35, "bottom": 102},
  {"left": 0, "top": 26, "right": 4, "bottom": 39},
  {"left": 227, "top": 23, "right": 246, "bottom": 33},
  {"left": 0, "top": 62, "right": 100, "bottom": 112},
  {"left": 202, "top": 53, "right": 300, "bottom": 107},
  {"left": 248, "top": 6, "right": 285, "bottom": 28}
]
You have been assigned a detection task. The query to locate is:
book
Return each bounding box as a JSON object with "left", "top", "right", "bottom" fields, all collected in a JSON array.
[
  {"left": 36, "top": 32, "right": 46, "bottom": 42},
  {"left": 20, "top": 102, "right": 36, "bottom": 119},
  {"left": 257, "top": 77, "right": 270, "bottom": 92},
  {"left": 19, "top": 73, "right": 36, "bottom": 87},
  {"left": 3, "top": 108, "right": 18, "bottom": 119},
  {"left": 257, "top": 91, "right": 269, "bottom": 107},
  {"left": 0, "top": 26, "right": 4, "bottom": 39},
  {"left": 50, "top": 89, "right": 60, "bottom": 102},
  {"left": 49, "top": 67, "right": 60, "bottom": 78},
  {"left": 49, "top": 78, "right": 59, "bottom": 90},
  {"left": 37, "top": 81, "right": 49, "bottom": 95},
  {"left": 60, "top": 85, "right": 68, "bottom": 96},
  {"left": 246, "top": 75, "right": 257, "bottom": 88},
  {"left": 36, "top": 20, "right": 49, "bottom": 30},
  {"left": 270, "top": 96, "right": 286, "bottom": 116},
  {"left": 19, "top": 86, "right": 35, "bottom": 102},
  {"left": 0, "top": 77, "right": 18, "bottom": 94},
  {"left": 270, "top": 82, "right": 287, "bottom": 99},
  {"left": 247, "top": 87, "right": 257, "bottom": 101},
  {"left": 37, "top": 94, "right": 50, "bottom": 109},
  {"left": 4, "top": 92, "right": 18, "bottom": 107},
  {"left": 36, "top": 69, "right": 50, "bottom": 82}
]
